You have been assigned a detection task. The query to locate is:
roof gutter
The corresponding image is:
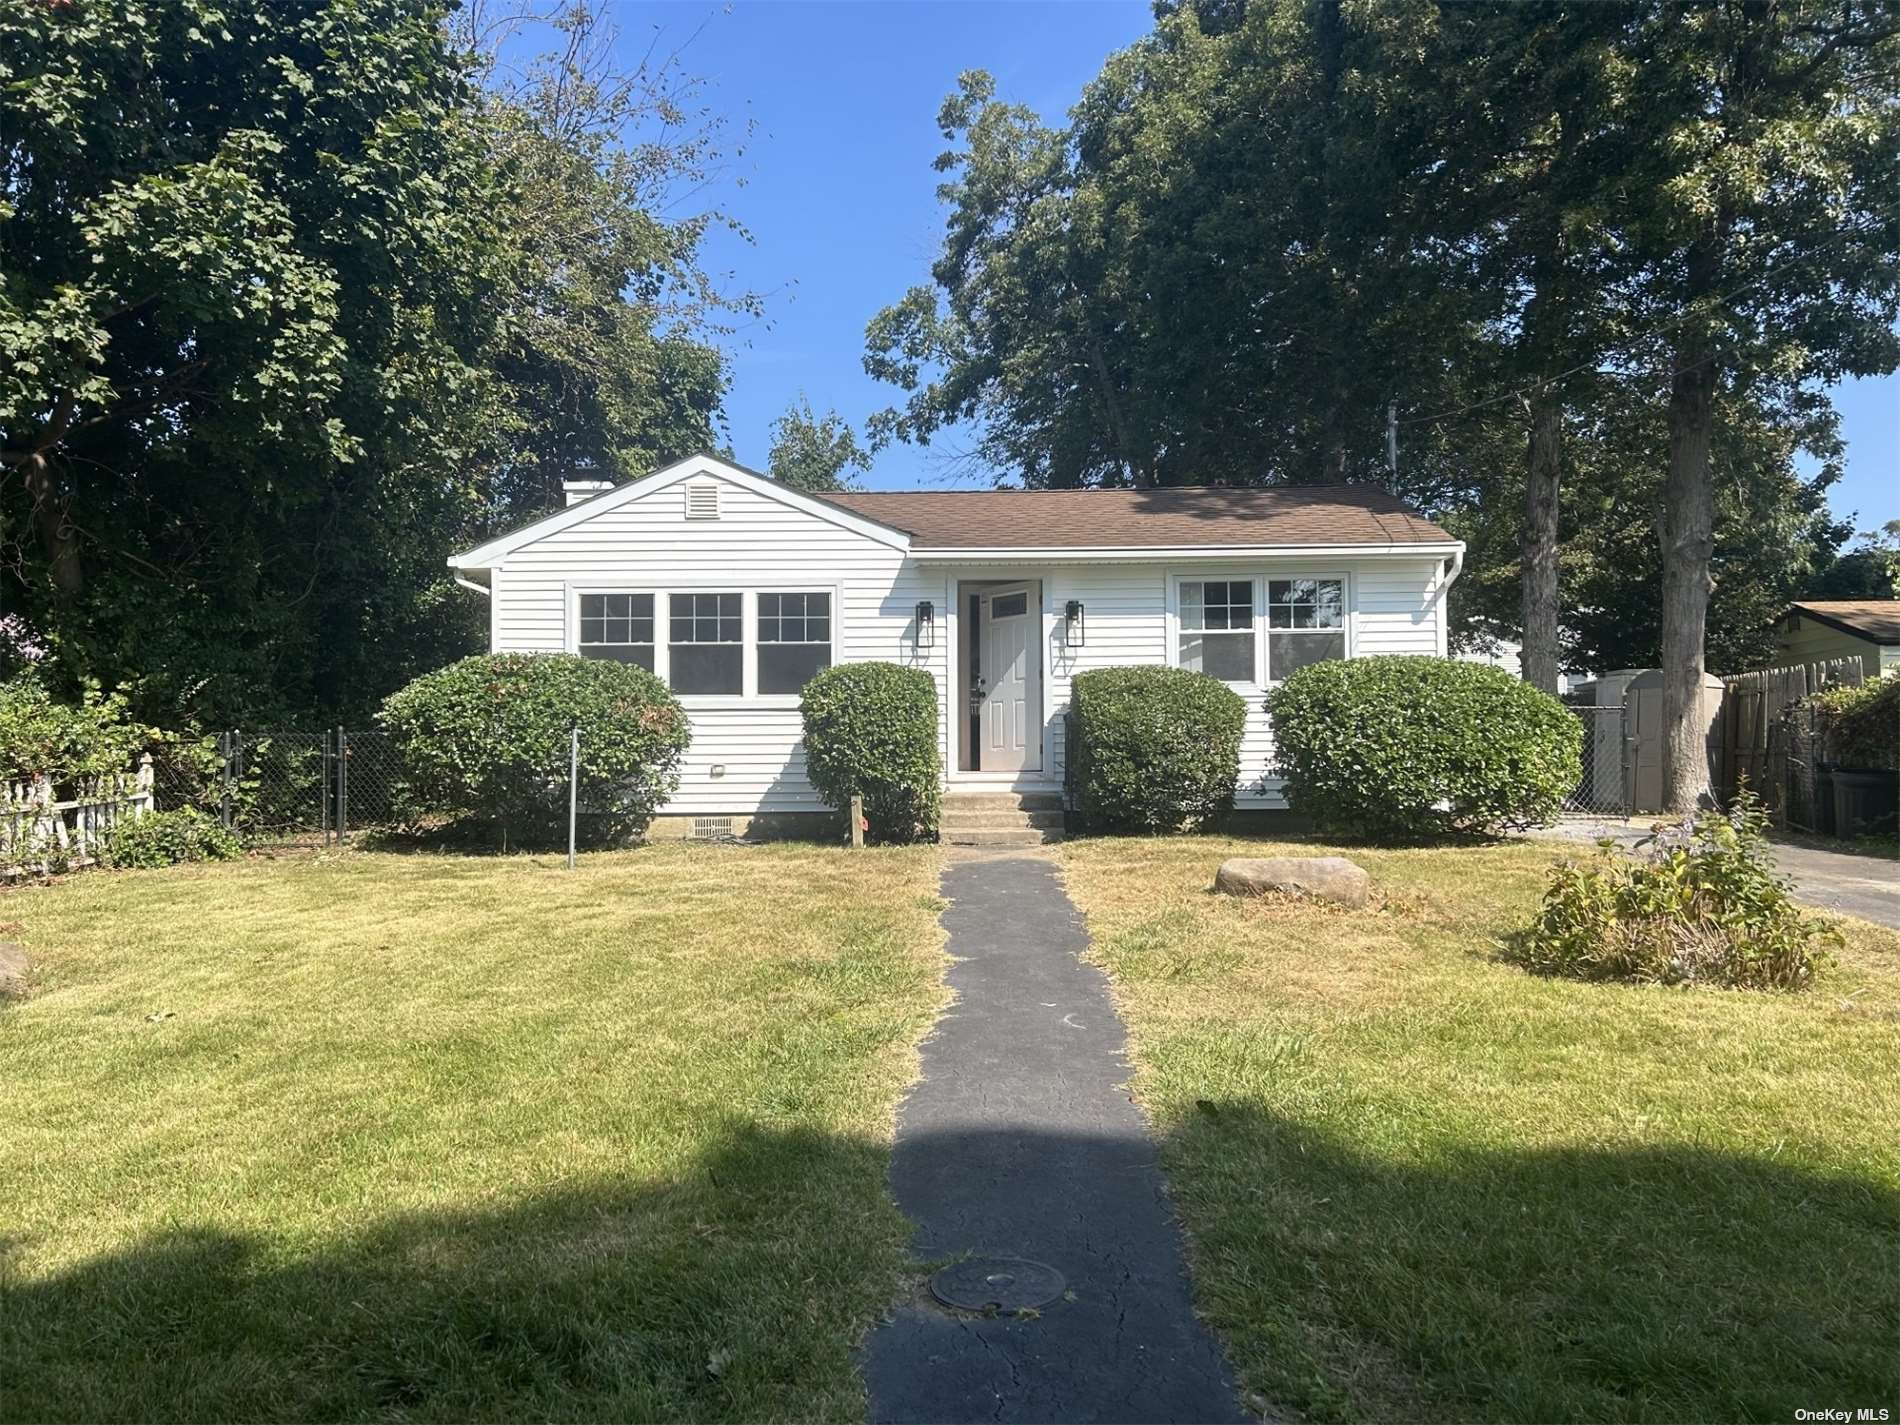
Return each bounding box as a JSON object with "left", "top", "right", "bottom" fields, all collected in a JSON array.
[
  {"left": 911, "top": 541, "right": 1465, "bottom": 564},
  {"left": 453, "top": 569, "right": 491, "bottom": 598}
]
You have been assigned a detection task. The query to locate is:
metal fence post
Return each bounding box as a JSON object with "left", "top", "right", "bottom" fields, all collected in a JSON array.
[
  {"left": 321, "top": 730, "right": 333, "bottom": 847},
  {"left": 219, "top": 731, "right": 234, "bottom": 831},
  {"left": 567, "top": 726, "right": 579, "bottom": 870},
  {"left": 336, "top": 725, "right": 349, "bottom": 842}
]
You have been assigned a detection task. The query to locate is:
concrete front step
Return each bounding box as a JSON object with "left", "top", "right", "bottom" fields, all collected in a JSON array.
[
  {"left": 942, "top": 826, "right": 1064, "bottom": 847},
  {"left": 942, "top": 791, "right": 1064, "bottom": 813},
  {"left": 939, "top": 809, "right": 1067, "bottom": 832}
]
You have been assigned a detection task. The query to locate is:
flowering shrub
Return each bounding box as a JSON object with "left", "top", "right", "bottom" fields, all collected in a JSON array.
[{"left": 1509, "top": 794, "right": 1838, "bottom": 991}]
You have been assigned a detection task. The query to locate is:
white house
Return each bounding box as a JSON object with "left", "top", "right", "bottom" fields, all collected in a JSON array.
[{"left": 447, "top": 453, "right": 1465, "bottom": 836}]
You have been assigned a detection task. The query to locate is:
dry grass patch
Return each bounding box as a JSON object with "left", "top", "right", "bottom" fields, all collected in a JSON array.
[
  {"left": 1064, "top": 834, "right": 1900, "bottom": 1424},
  {"left": 1, "top": 843, "right": 946, "bottom": 1423}
]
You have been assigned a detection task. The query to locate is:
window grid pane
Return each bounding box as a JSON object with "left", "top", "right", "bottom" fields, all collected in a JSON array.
[
  {"left": 670, "top": 593, "right": 742, "bottom": 644},
  {"left": 760, "top": 591, "right": 831, "bottom": 645},
  {"left": 579, "top": 594, "right": 655, "bottom": 657}
]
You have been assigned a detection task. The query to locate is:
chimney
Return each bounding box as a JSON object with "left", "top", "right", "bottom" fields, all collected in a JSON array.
[{"left": 562, "top": 478, "right": 615, "bottom": 507}]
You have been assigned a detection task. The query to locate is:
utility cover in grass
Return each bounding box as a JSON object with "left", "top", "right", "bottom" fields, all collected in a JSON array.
[{"left": 1215, "top": 856, "right": 1369, "bottom": 908}]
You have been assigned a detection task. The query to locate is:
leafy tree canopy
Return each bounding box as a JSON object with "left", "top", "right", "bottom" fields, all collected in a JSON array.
[{"left": 767, "top": 396, "right": 866, "bottom": 492}]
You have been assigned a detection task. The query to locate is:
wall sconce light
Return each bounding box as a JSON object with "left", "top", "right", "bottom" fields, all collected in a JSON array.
[
  {"left": 915, "top": 600, "right": 936, "bottom": 650},
  {"left": 1064, "top": 599, "right": 1086, "bottom": 647}
]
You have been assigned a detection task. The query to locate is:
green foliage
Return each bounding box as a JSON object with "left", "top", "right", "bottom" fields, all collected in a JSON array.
[
  {"left": 1267, "top": 656, "right": 1582, "bottom": 840},
  {"left": 1068, "top": 666, "right": 1246, "bottom": 833},
  {"left": 0, "top": 1, "right": 741, "bottom": 729},
  {"left": 103, "top": 809, "right": 242, "bottom": 870},
  {"left": 1511, "top": 797, "right": 1838, "bottom": 991},
  {"left": 0, "top": 675, "right": 151, "bottom": 785},
  {"left": 767, "top": 395, "right": 866, "bottom": 492},
  {"left": 377, "top": 654, "right": 689, "bottom": 845},
  {"left": 1812, "top": 674, "right": 1900, "bottom": 772},
  {"left": 799, "top": 663, "right": 940, "bottom": 843}
]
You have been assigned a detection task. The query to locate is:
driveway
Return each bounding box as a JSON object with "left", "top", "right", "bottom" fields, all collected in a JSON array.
[{"left": 1529, "top": 820, "right": 1900, "bottom": 931}]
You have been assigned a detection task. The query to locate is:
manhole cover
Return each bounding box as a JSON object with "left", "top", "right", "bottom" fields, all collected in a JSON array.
[{"left": 930, "top": 1256, "right": 1066, "bottom": 1312}]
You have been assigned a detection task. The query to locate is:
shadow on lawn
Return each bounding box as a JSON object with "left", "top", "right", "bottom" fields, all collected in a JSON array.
[
  {"left": 1167, "top": 1102, "right": 1900, "bottom": 1421},
  {"left": 1, "top": 1123, "right": 900, "bottom": 1424},
  {"left": 7, "top": 1116, "right": 1898, "bottom": 1423}
]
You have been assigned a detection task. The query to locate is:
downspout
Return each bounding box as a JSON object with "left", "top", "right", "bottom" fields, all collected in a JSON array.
[{"left": 1427, "top": 547, "right": 1464, "bottom": 656}]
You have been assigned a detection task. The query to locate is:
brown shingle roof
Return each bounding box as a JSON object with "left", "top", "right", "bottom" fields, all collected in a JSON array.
[
  {"left": 1789, "top": 600, "right": 1900, "bottom": 644},
  {"left": 814, "top": 484, "right": 1454, "bottom": 549}
]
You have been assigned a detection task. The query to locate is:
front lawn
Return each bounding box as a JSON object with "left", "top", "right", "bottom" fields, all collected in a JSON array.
[
  {"left": 1063, "top": 836, "right": 1900, "bottom": 1423},
  {"left": 1, "top": 844, "right": 945, "bottom": 1423}
]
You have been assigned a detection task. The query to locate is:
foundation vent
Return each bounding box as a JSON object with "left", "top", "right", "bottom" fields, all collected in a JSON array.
[{"left": 692, "top": 816, "right": 735, "bottom": 841}]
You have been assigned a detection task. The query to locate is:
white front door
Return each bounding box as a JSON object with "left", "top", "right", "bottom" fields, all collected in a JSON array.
[{"left": 978, "top": 583, "right": 1039, "bottom": 771}]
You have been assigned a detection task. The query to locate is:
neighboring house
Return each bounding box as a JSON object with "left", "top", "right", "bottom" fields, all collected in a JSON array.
[
  {"left": 1775, "top": 601, "right": 1900, "bottom": 678},
  {"left": 448, "top": 454, "right": 1464, "bottom": 831}
]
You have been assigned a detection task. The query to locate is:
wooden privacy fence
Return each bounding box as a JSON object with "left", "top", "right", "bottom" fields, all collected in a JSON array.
[
  {"left": 1, "top": 755, "right": 155, "bottom": 874},
  {"left": 1716, "top": 656, "right": 1864, "bottom": 829}
]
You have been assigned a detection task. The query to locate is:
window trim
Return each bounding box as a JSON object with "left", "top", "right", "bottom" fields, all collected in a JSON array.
[
  {"left": 566, "top": 582, "right": 841, "bottom": 708},
  {"left": 575, "top": 590, "right": 658, "bottom": 668},
  {"left": 1167, "top": 570, "right": 1353, "bottom": 688}
]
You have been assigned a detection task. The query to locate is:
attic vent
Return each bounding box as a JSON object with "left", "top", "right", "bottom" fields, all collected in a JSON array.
[
  {"left": 692, "top": 816, "right": 735, "bottom": 841},
  {"left": 685, "top": 481, "right": 720, "bottom": 520}
]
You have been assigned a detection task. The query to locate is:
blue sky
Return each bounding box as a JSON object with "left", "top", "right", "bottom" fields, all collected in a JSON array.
[{"left": 618, "top": 1, "right": 1896, "bottom": 532}]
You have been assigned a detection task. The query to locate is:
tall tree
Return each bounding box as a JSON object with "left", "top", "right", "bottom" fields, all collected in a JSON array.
[
  {"left": 1624, "top": 3, "right": 1900, "bottom": 807},
  {"left": 865, "top": 2, "right": 1488, "bottom": 493},
  {"left": 767, "top": 396, "right": 866, "bottom": 492}
]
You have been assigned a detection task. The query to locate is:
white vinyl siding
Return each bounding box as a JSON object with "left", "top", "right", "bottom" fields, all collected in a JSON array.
[
  {"left": 489, "top": 472, "right": 944, "bottom": 815},
  {"left": 483, "top": 470, "right": 1453, "bottom": 815}
]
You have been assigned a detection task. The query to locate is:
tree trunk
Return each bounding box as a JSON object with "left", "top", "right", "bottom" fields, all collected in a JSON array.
[
  {"left": 1660, "top": 311, "right": 1717, "bottom": 812},
  {"left": 21, "top": 452, "right": 85, "bottom": 597},
  {"left": 1519, "top": 391, "right": 1563, "bottom": 694},
  {"left": 1087, "top": 332, "right": 1149, "bottom": 487}
]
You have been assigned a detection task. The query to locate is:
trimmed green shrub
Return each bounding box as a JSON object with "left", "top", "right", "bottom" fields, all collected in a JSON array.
[
  {"left": 104, "top": 809, "right": 243, "bottom": 869},
  {"left": 800, "top": 662, "right": 940, "bottom": 843},
  {"left": 1069, "top": 666, "right": 1248, "bottom": 833},
  {"left": 378, "top": 653, "right": 689, "bottom": 845},
  {"left": 1508, "top": 795, "right": 1837, "bottom": 990},
  {"left": 1812, "top": 672, "right": 1899, "bottom": 770},
  {"left": 1266, "top": 655, "right": 1581, "bottom": 840}
]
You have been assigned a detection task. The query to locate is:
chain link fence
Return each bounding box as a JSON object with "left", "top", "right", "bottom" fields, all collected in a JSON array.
[
  {"left": 150, "top": 729, "right": 401, "bottom": 845},
  {"left": 1562, "top": 702, "right": 1631, "bottom": 817}
]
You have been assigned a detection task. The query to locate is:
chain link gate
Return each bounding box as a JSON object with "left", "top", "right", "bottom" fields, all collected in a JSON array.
[
  {"left": 1562, "top": 702, "right": 1632, "bottom": 818},
  {"left": 149, "top": 729, "right": 401, "bottom": 844}
]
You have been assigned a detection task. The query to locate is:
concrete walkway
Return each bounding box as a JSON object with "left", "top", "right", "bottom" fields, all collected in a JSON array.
[
  {"left": 1530, "top": 820, "right": 1900, "bottom": 930},
  {"left": 861, "top": 852, "right": 1246, "bottom": 1425}
]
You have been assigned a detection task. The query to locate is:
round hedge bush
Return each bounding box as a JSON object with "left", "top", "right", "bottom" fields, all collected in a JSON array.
[
  {"left": 1265, "top": 655, "right": 1582, "bottom": 840},
  {"left": 800, "top": 661, "right": 940, "bottom": 843},
  {"left": 1069, "top": 665, "right": 1248, "bottom": 833},
  {"left": 378, "top": 653, "right": 689, "bottom": 845}
]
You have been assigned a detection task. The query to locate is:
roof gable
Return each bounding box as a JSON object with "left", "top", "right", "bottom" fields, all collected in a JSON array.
[
  {"left": 448, "top": 454, "right": 911, "bottom": 568},
  {"left": 1787, "top": 600, "right": 1900, "bottom": 645}
]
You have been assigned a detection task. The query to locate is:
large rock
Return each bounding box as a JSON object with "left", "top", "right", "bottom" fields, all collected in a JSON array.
[
  {"left": 0, "top": 941, "right": 29, "bottom": 999},
  {"left": 1215, "top": 856, "right": 1369, "bottom": 908}
]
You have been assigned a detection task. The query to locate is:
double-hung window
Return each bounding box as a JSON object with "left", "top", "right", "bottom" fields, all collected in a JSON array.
[
  {"left": 575, "top": 588, "right": 835, "bottom": 699},
  {"left": 758, "top": 592, "right": 832, "bottom": 695},
  {"left": 1179, "top": 579, "right": 1257, "bottom": 682},
  {"left": 577, "top": 593, "right": 655, "bottom": 670},
  {"left": 1266, "top": 578, "right": 1345, "bottom": 681},
  {"left": 668, "top": 592, "right": 743, "bottom": 696}
]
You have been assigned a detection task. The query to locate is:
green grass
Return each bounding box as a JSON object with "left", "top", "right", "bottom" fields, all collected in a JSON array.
[
  {"left": 1062, "top": 835, "right": 1900, "bottom": 1424},
  {"left": 1, "top": 843, "right": 946, "bottom": 1423}
]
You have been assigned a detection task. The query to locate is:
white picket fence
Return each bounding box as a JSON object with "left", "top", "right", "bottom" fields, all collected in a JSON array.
[{"left": 1, "top": 755, "right": 155, "bottom": 875}]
